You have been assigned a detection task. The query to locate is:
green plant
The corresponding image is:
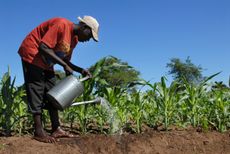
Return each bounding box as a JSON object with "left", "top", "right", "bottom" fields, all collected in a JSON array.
[
  {"left": 182, "top": 73, "right": 221, "bottom": 127},
  {"left": 208, "top": 89, "right": 230, "bottom": 132},
  {"left": 0, "top": 68, "right": 27, "bottom": 135}
]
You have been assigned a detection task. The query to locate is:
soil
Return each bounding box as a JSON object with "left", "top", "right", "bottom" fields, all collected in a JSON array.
[{"left": 1, "top": 128, "right": 230, "bottom": 154}]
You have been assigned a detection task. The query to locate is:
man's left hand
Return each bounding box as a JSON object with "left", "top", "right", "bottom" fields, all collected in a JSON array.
[{"left": 81, "top": 69, "right": 92, "bottom": 78}]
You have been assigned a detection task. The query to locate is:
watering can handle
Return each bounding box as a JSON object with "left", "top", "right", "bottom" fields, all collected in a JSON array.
[{"left": 79, "top": 75, "right": 90, "bottom": 82}]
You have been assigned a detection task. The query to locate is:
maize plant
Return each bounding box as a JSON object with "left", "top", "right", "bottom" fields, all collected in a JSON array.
[
  {"left": 182, "top": 73, "right": 221, "bottom": 127},
  {"left": 93, "top": 103, "right": 111, "bottom": 133},
  {"left": 128, "top": 91, "right": 147, "bottom": 133},
  {"left": 154, "top": 77, "right": 185, "bottom": 130},
  {"left": 62, "top": 99, "right": 94, "bottom": 134},
  {"left": 0, "top": 69, "right": 27, "bottom": 135},
  {"left": 99, "top": 87, "right": 128, "bottom": 133},
  {"left": 61, "top": 107, "right": 78, "bottom": 129},
  {"left": 2, "top": 66, "right": 230, "bottom": 136},
  {"left": 142, "top": 90, "right": 159, "bottom": 128},
  {"left": 10, "top": 85, "right": 28, "bottom": 134},
  {"left": 208, "top": 87, "right": 230, "bottom": 132}
]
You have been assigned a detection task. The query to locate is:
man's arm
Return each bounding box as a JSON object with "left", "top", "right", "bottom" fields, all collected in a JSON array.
[
  {"left": 63, "top": 59, "right": 83, "bottom": 73},
  {"left": 64, "top": 59, "right": 92, "bottom": 77},
  {"left": 39, "top": 42, "right": 73, "bottom": 74}
]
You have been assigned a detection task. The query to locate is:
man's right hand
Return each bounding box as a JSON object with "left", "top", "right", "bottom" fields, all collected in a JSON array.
[{"left": 64, "top": 64, "right": 74, "bottom": 76}]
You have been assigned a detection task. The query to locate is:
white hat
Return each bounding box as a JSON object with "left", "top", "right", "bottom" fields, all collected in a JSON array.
[{"left": 78, "top": 16, "right": 99, "bottom": 42}]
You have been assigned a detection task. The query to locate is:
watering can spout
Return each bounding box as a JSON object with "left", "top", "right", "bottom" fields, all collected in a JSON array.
[{"left": 71, "top": 97, "right": 102, "bottom": 106}]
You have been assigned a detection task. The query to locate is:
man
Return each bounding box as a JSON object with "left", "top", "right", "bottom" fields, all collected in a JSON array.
[{"left": 18, "top": 16, "right": 99, "bottom": 143}]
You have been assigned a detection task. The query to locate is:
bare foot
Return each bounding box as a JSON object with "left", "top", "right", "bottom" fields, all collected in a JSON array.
[
  {"left": 51, "top": 127, "right": 75, "bottom": 138},
  {"left": 33, "top": 135, "right": 57, "bottom": 143},
  {"left": 33, "top": 130, "right": 57, "bottom": 143}
]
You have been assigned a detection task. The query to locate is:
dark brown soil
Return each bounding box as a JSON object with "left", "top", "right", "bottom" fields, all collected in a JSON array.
[{"left": 1, "top": 129, "right": 230, "bottom": 154}]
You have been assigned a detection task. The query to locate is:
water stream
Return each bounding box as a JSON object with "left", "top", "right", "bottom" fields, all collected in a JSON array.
[{"left": 99, "top": 97, "right": 122, "bottom": 134}]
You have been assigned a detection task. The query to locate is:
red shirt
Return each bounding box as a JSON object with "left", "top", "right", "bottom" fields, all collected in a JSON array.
[{"left": 18, "top": 17, "right": 78, "bottom": 70}]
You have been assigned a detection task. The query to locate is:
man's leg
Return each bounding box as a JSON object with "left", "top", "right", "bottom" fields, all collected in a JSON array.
[
  {"left": 33, "top": 113, "right": 56, "bottom": 143},
  {"left": 47, "top": 106, "right": 75, "bottom": 138},
  {"left": 22, "top": 60, "right": 56, "bottom": 143},
  {"left": 45, "top": 100, "right": 74, "bottom": 138},
  {"left": 48, "top": 106, "right": 60, "bottom": 131},
  {"left": 44, "top": 71, "right": 75, "bottom": 138},
  {"left": 43, "top": 70, "right": 61, "bottom": 131}
]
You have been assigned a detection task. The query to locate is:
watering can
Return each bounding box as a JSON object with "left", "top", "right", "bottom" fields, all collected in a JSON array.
[{"left": 47, "top": 75, "right": 101, "bottom": 110}]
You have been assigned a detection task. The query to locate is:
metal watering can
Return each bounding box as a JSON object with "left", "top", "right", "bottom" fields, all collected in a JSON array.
[{"left": 47, "top": 75, "right": 101, "bottom": 110}]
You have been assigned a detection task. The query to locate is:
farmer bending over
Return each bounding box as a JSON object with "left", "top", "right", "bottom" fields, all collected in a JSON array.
[{"left": 18, "top": 16, "right": 99, "bottom": 143}]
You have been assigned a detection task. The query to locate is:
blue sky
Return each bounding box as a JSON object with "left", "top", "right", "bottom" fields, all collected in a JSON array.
[{"left": 0, "top": 0, "right": 229, "bottom": 86}]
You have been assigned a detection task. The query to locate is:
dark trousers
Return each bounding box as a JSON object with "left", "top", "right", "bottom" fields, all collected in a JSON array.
[{"left": 22, "top": 60, "right": 60, "bottom": 128}]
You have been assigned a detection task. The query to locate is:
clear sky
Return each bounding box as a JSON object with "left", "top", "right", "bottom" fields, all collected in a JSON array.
[{"left": 0, "top": 0, "right": 229, "bottom": 86}]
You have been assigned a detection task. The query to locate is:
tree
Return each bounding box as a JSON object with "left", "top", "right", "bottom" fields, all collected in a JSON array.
[
  {"left": 89, "top": 56, "right": 140, "bottom": 90},
  {"left": 166, "top": 57, "right": 203, "bottom": 84}
]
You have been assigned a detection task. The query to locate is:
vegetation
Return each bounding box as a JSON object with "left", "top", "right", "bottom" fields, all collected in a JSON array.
[
  {"left": 0, "top": 56, "right": 230, "bottom": 136},
  {"left": 89, "top": 56, "right": 140, "bottom": 91},
  {"left": 0, "top": 68, "right": 30, "bottom": 136},
  {"left": 167, "top": 57, "right": 203, "bottom": 84}
]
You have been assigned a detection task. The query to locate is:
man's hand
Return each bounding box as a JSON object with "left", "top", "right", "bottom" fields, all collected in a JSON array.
[
  {"left": 63, "top": 59, "right": 92, "bottom": 77},
  {"left": 64, "top": 64, "right": 74, "bottom": 76},
  {"left": 81, "top": 69, "right": 92, "bottom": 78}
]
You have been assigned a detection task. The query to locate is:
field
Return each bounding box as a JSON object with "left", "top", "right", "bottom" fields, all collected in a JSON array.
[
  {"left": 1, "top": 128, "right": 230, "bottom": 154},
  {"left": 1, "top": 64, "right": 230, "bottom": 153}
]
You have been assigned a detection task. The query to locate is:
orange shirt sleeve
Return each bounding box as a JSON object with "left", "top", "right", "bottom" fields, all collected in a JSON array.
[
  {"left": 41, "top": 24, "right": 59, "bottom": 49},
  {"left": 41, "top": 22, "right": 71, "bottom": 54}
]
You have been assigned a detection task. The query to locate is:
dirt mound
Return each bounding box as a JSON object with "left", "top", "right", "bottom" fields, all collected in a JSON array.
[{"left": 1, "top": 129, "right": 230, "bottom": 154}]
